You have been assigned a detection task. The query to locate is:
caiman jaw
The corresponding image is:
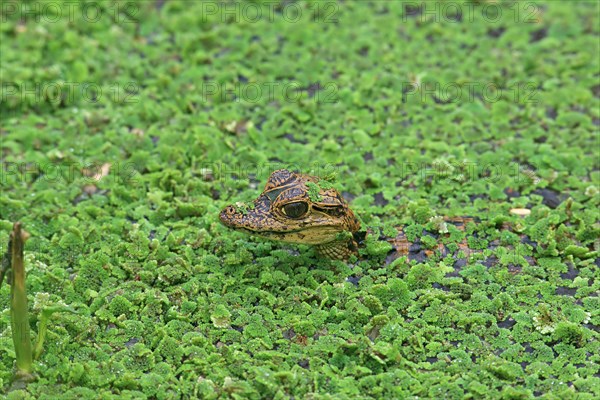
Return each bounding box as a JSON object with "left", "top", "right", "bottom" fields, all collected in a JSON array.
[{"left": 219, "top": 169, "right": 360, "bottom": 260}]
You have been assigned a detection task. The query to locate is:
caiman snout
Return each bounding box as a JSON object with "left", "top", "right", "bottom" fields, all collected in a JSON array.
[{"left": 219, "top": 205, "right": 239, "bottom": 227}]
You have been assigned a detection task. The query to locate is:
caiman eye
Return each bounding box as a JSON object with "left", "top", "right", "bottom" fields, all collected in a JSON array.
[{"left": 282, "top": 202, "right": 308, "bottom": 218}]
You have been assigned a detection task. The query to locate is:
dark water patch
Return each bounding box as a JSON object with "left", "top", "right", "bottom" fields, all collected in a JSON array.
[
  {"left": 385, "top": 250, "right": 399, "bottom": 266},
  {"left": 282, "top": 133, "right": 308, "bottom": 144},
  {"left": 446, "top": 258, "right": 467, "bottom": 277},
  {"left": 532, "top": 188, "right": 563, "bottom": 209},
  {"left": 530, "top": 27, "right": 548, "bottom": 43},
  {"left": 469, "top": 193, "right": 488, "bottom": 202},
  {"left": 409, "top": 251, "right": 429, "bottom": 263},
  {"left": 487, "top": 27, "right": 506, "bottom": 38},
  {"left": 520, "top": 235, "right": 537, "bottom": 248},
  {"left": 409, "top": 242, "right": 421, "bottom": 253},
  {"left": 482, "top": 256, "right": 499, "bottom": 268},
  {"left": 432, "top": 283, "right": 450, "bottom": 291},
  {"left": 295, "top": 82, "right": 323, "bottom": 98},
  {"left": 404, "top": 3, "right": 422, "bottom": 18},
  {"left": 125, "top": 338, "right": 140, "bottom": 348},
  {"left": 346, "top": 276, "right": 360, "bottom": 286},
  {"left": 508, "top": 264, "right": 522, "bottom": 274},
  {"left": 282, "top": 328, "right": 295, "bottom": 339},
  {"left": 555, "top": 286, "right": 578, "bottom": 296},
  {"left": 342, "top": 191, "right": 356, "bottom": 202},
  {"left": 504, "top": 188, "right": 521, "bottom": 198},
  {"left": 497, "top": 318, "right": 516, "bottom": 329},
  {"left": 374, "top": 192, "right": 388, "bottom": 206},
  {"left": 560, "top": 263, "right": 579, "bottom": 281},
  {"left": 422, "top": 230, "right": 438, "bottom": 239},
  {"left": 525, "top": 256, "right": 536, "bottom": 266}
]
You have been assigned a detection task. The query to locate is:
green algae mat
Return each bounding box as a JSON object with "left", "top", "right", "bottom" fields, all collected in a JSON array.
[{"left": 1, "top": 1, "right": 599, "bottom": 398}]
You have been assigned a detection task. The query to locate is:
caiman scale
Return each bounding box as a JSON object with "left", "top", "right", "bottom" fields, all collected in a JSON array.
[{"left": 219, "top": 169, "right": 529, "bottom": 262}]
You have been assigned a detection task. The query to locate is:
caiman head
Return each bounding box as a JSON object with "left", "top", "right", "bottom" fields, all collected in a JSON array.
[{"left": 219, "top": 169, "right": 361, "bottom": 260}]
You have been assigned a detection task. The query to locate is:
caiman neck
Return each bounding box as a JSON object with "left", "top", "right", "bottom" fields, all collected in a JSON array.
[{"left": 314, "top": 231, "right": 362, "bottom": 260}]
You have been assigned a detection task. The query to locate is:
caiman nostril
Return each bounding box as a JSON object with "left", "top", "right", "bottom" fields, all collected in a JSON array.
[{"left": 219, "top": 206, "right": 236, "bottom": 227}]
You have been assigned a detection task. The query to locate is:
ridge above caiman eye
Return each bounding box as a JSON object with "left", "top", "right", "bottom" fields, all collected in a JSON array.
[
  {"left": 313, "top": 205, "right": 344, "bottom": 217},
  {"left": 281, "top": 202, "right": 308, "bottom": 218}
]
